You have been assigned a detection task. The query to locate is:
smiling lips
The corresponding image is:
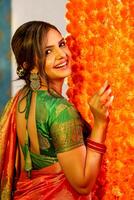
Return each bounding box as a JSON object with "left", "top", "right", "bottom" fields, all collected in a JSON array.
[{"left": 55, "top": 61, "right": 68, "bottom": 69}]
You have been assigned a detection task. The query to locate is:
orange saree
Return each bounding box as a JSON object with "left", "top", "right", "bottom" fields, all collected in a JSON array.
[
  {"left": 13, "top": 165, "right": 91, "bottom": 200},
  {"left": 0, "top": 92, "right": 20, "bottom": 200}
]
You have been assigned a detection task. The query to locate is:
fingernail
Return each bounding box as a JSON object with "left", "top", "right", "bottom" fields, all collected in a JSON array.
[
  {"left": 111, "top": 95, "right": 114, "bottom": 101},
  {"left": 108, "top": 88, "right": 112, "bottom": 93}
]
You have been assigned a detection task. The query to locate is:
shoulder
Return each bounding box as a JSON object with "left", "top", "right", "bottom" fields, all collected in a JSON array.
[
  {"left": 36, "top": 90, "right": 77, "bottom": 112},
  {"left": 36, "top": 90, "right": 81, "bottom": 124},
  {"left": 49, "top": 96, "right": 82, "bottom": 126},
  {"left": 51, "top": 94, "right": 79, "bottom": 116}
]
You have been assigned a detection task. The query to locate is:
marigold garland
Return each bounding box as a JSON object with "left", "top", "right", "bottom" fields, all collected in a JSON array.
[{"left": 66, "top": 0, "right": 134, "bottom": 199}]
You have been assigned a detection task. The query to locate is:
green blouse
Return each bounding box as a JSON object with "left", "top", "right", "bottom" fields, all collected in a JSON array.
[{"left": 21, "top": 90, "right": 90, "bottom": 172}]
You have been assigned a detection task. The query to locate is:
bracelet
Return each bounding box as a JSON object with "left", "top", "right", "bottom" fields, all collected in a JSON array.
[{"left": 86, "top": 138, "right": 106, "bottom": 154}]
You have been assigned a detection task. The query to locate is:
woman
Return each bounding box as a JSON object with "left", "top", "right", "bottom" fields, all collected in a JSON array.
[{"left": 0, "top": 21, "right": 113, "bottom": 200}]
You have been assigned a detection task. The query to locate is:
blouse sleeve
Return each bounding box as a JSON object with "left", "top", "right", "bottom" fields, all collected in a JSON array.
[{"left": 49, "top": 103, "right": 84, "bottom": 153}]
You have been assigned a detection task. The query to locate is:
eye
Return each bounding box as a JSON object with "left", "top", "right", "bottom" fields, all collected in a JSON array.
[
  {"left": 45, "top": 49, "right": 52, "bottom": 55},
  {"left": 59, "top": 40, "right": 66, "bottom": 47}
]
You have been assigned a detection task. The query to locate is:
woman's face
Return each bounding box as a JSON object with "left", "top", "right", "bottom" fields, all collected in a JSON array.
[{"left": 43, "top": 28, "right": 72, "bottom": 80}]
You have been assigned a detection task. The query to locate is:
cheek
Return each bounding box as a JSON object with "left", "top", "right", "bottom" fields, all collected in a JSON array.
[
  {"left": 44, "top": 58, "right": 56, "bottom": 78},
  {"left": 45, "top": 57, "right": 55, "bottom": 70},
  {"left": 66, "top": 47, "right": 72, "bottom": 57},
  {"left": 66, "top": 49, "right": 72, "bottom": 65}
]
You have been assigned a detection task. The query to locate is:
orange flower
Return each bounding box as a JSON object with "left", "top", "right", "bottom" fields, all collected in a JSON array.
[{"left": 66, "top": 0, "right": 134, "bottom": 198}]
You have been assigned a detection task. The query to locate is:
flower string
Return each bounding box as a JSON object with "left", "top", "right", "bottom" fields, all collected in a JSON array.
[{"left": 66, "top": 0, "right": 134, "bottom": 199}]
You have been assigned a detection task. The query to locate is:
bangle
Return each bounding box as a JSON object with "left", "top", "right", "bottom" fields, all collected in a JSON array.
[{"left": 86, "top": 138, "right": 106, "bottom": 154}]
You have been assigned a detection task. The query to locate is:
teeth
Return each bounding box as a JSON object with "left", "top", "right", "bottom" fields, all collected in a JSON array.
[{"left": 56, "top": 61, "right": 67, "bottom": 68}]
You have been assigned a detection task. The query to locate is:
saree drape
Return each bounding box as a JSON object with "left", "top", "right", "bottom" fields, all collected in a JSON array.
[
  {"left": 13, "top": 164, "right": 91, "bottom": 200},
  {"left": 0, "top": 92, "right": 20, "bottom": 200}
]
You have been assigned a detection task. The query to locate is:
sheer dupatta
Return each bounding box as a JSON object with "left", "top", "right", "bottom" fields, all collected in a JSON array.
[{"left": 0, "top": 92, "right": 20, "bottom": 200}]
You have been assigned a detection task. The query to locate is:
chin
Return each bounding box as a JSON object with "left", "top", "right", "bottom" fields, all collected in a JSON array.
[
  {"left": 62, "top": 68, "right": 72, "bottom": 78},
  {"left": 55, "top": 65, "right": 72, "bottom": 78}
]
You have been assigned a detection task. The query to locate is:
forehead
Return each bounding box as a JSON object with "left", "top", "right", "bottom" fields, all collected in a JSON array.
[{"left": 46, "top": 28, "right": 62, "bottom": 46}]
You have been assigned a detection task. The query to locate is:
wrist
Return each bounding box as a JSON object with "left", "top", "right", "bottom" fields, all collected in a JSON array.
[
  {"left": 90, "top": 121, "right": 108, "bottom": 143},
  {"left": 94, "top": 117, "right": 109, "bottom": 130},
  {"left": 86, "top": 138, "right": 106, "bottom": 154}
]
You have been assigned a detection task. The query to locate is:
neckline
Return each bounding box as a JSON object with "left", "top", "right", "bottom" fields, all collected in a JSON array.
[{"left": 37, "top": 89, "right": 64, "bottom": 98}]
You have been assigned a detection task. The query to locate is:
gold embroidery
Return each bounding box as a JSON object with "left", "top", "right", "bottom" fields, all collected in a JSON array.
[
  {"left": 51, "top": 119, "right": 84, "bottom": 152},
  {"left": 38, "top": 133, "right": 50, "bottom": 149},
  {"left": 55, "top": 104, "right": 68, "bottom": 117}
]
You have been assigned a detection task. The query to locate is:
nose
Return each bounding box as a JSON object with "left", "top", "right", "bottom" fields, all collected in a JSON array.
[{"left": 55, "top": 47, "right": 66, "bottom": 60}]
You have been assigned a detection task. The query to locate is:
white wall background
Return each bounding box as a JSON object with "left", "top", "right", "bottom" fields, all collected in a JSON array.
[{"left": 11, "top": 0, "right": 68, "bottom": 96}]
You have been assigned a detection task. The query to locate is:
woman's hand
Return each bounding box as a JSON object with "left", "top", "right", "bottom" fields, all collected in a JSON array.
[
  {"left": 57, "top": 81, "right": 114, "bottom": 194},
  {"left": 89, "top": 81, "right": 114, "bottom": 127}
]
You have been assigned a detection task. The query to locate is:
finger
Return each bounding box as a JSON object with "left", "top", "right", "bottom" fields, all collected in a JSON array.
[
  {"left": 105, "top": 95, "right": 114, "bottom": 107},
  {"left": 101, "top": 104, "right": 110, "bottom": 118},
  {"left": 100, "top": 88, "right": 112, "bottom": 103},
  {"left": 100, "top": 105, "right": 109, "bottom": 120},
  {"left": 88, "top": 93, "right": 98, "bottom": 105},
  {"left": 98, "top": 80, "right": 109, "bottom": 96},
  {"left": 106, "top": 110, "right": 109, "bottom": 118}
]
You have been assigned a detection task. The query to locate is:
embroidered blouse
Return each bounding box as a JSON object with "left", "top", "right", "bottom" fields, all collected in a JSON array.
[{"left": 21, "top": 90, "right": 91, "bottom": 171}]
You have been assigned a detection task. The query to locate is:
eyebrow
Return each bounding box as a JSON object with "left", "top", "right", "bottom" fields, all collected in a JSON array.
[{"left": 45, "top": 38, "right": 65, "bottom": 49}]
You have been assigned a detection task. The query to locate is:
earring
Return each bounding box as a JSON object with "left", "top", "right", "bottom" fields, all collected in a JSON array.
[
  {"left": 30, "top": 73, "right": 41, "bottom": 91},
  {"left": 17, "top": 65, "right": 26, "bottom": 78}
]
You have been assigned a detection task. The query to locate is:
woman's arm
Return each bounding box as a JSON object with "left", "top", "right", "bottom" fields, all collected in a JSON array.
[{"left": 57, "top": 81, "right": 114, "bottom": 194}]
